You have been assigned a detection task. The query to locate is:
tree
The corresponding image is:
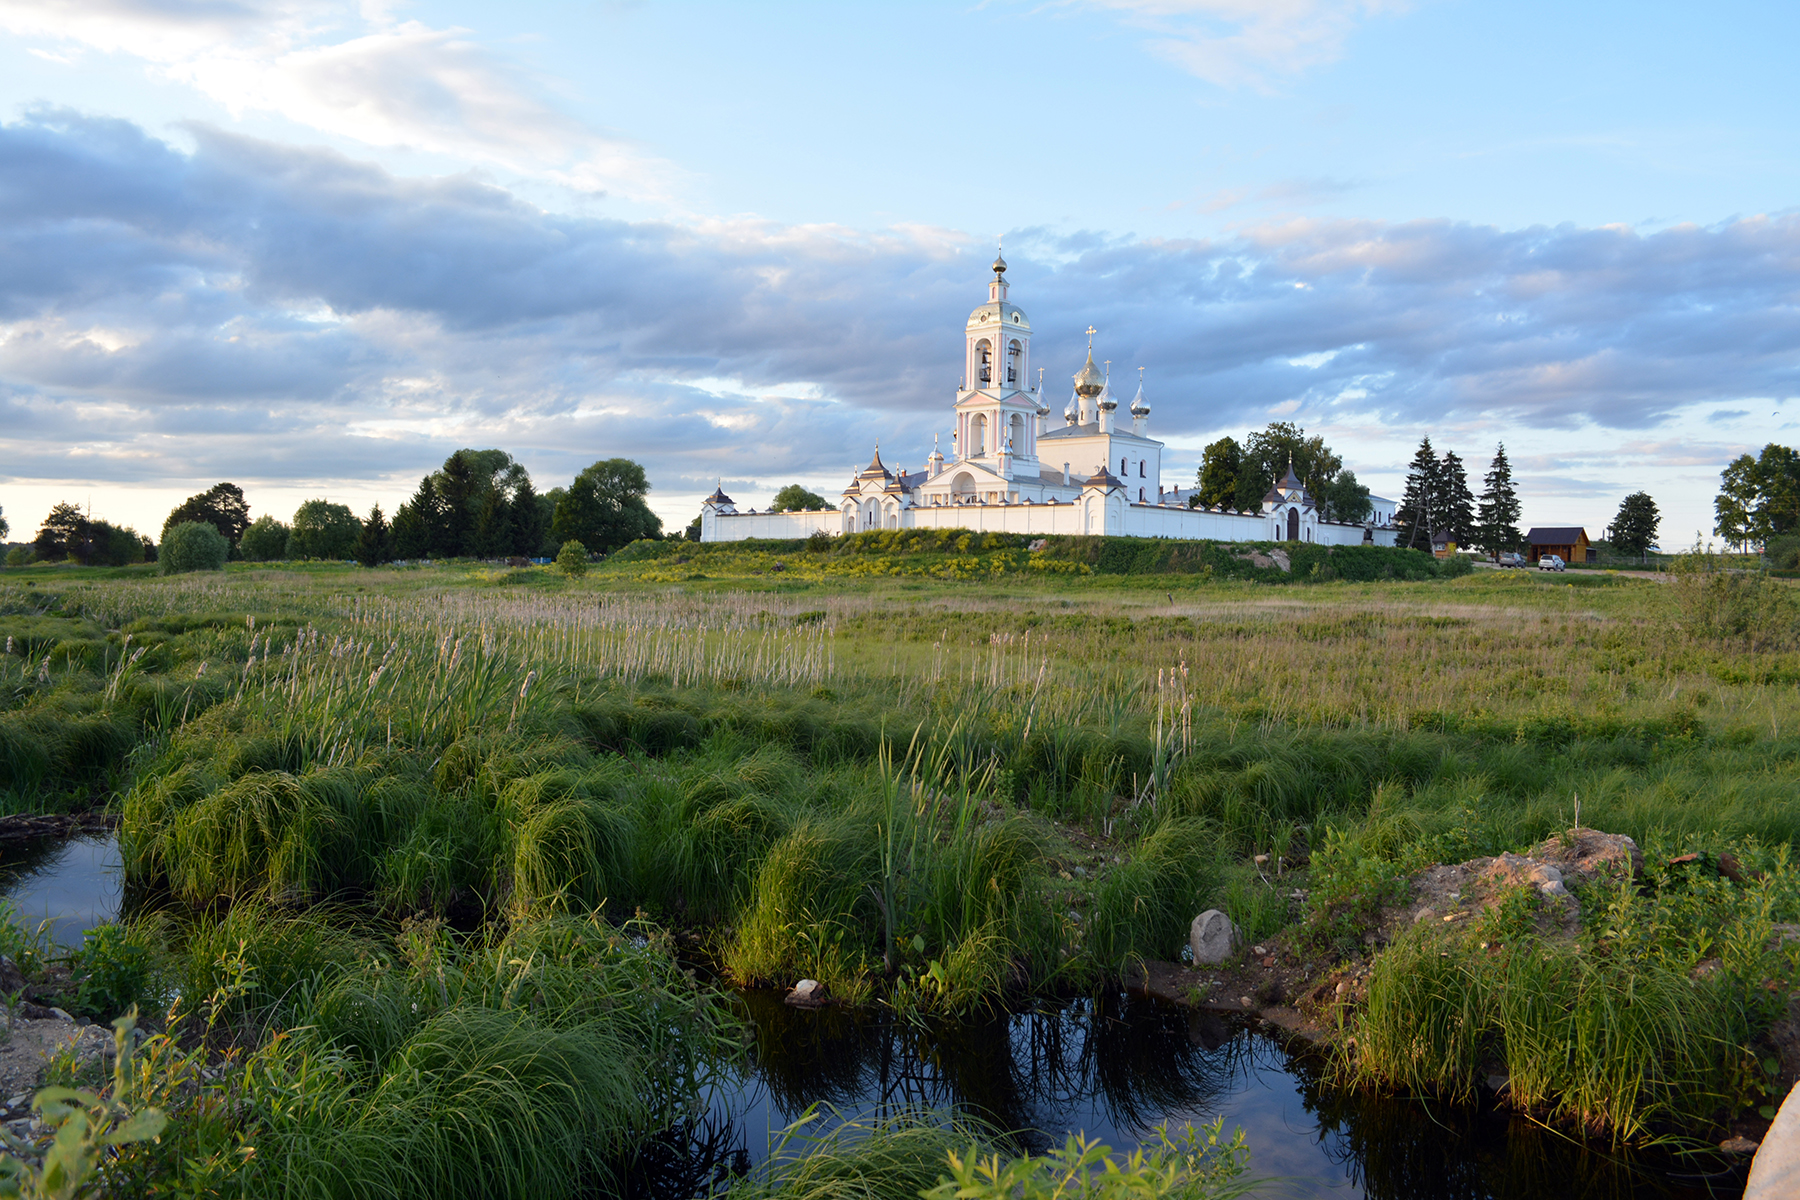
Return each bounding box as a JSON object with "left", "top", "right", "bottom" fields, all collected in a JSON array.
[
  {"left": 241, "top": 515, "right": 290, "bottom": 561},
  {"left": 1393, "top": 437, "right": 1439, "bottom": 550},
  {"left": 162, "top": 483, "right": 250, "bottom": 551},
  {"left": 1476, "top": 443, "right": 1523, "bottom": 557},
  {"left": 1319, "top": 470, "right": 1372, "bottom": 524},
  {"left": 1715, "top": 454, "right": 1757, "bottom": 553},
  {"left": 288, "top": 500, "right": 362, "bottom": 560},
  {"left": 1754, "top": 444, "right": 1800, "bottom": 539},
  {"left": 510, "top": 474, "right": 550, "bottom": 558},
  {"left": 1235, "top": 423, "right": 1343, "bottom": 513},
  {"left": 160, "top": 521, "right": 229, "bottom": 575},
  {"left": 355, "top": 504, "right": 394, "bottom": 567},
  {"left": 0, "top": 506, "right": 8, "bottom": 540},
  {"left": 552, "top": 458, "right": 661, "bottom": 554},
  {"left": 770, "top": 484, "right": 827, "bottom": 512},
  {"left": 1608, "top": 492, "right": 1661, "bottom": 564},
  {"left": 392, "top": 475, "right": 445, "bottom": 559},
  {"left": 470, "top": 484, "right": 514, "bottom": 558},
  {"left": 33, "top": 502, "right": 87, "bottom": 562},
  {"left": 556, "top": 539, "right": 589, "bottom": 578},
  {"left": 1194, "top": 437, "right": 1242, "bottom": 509},
  {"left": 436, "top": 452, "right": 478, "bottom": 556},
  {"left": 1438, "top": 450, "right": 1476, "bottom": 548}
]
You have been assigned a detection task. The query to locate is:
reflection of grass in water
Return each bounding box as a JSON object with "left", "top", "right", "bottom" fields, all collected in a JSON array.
[{"left": 730, "top": 989, "right": 1263, "bottom": 1156}]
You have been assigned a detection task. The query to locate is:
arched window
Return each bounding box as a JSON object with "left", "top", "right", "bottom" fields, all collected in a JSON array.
[
  {"left": 951, "top": 471, "right": 975, "bottom": 499},
  {"left": 1120, "top": 457, "right": 1127, "bottom": 475},
  {"left": 1287, "top": 507, "right": 1299, "bottom": 541},
  {"left": 1139, "top": 488, "right": 1146, "bottom": 502},
  {"left": 1009, "top": 412, "right": 1024, "bottom": 452},
  {"left": 1139, "top": 460, "right": 1146, "bottom": 477},
  {"left": 1007, "top": 340, "right": 1021, "bottom": 386},
  {"left": 976, "top": 339, "right": 992, "bottom": 384},
  {"left": 971, "top": 413, "right": 988, "bottom": 456}
]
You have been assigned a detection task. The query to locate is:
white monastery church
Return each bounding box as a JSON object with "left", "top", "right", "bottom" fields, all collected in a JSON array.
[{"left": 700, "top": 254, "right": 1396, "bottom": 548}]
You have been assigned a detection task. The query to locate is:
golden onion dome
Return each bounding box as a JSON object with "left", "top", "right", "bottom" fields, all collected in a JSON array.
[{"left": 1072, "top": 350, "right": 1105, "bottom": 399}]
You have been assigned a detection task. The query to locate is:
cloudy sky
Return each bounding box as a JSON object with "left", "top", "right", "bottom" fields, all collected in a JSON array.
[{"left": 1, "top": 0, "right": 1795, "bottom": 545}]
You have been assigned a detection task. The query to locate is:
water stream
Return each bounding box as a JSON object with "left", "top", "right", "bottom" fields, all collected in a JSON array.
[{"left": 0, "top": 837, "right": 1751, "bottom": 1198}]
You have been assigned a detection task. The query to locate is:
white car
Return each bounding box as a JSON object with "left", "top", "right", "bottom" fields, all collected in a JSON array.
[{"left": 1538, "top": 554, "right": 1566, "bottom": 572}]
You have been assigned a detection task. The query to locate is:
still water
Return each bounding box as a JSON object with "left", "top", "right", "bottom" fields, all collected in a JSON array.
[
  {"left": 0, "top": 833, "right": 120, "bottom": 946},
  {"left": 631, "top": 990, "right": 1750, "bottom": 1200},
  {"left": 0, "top": 839, "right": 1752, "bottom": 1198}
]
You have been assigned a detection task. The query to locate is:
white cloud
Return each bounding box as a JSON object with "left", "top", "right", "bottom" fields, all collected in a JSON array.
[
  {"left": 0, "top": 0, "right": 682, "bottom": 199},
  {"left": 1082, "top": 0, "right": 1407, "bottom": 89}
]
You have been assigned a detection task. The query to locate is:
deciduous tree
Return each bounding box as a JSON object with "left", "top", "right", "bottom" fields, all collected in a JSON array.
[
  {"left": 552, "top": 458, "right": 661, "bottom": 554},
  {"left": 288, "top": 500, "right": 362, "bottom": 560},
  {"left": 1608, "top": 492, "right": 1661, "bottom": 564},
  {"left": 1194, "top": 437, "right": 1242, "bottom": 509},
  {"left": 770, "top": 484, "right": 827, "bottom": 512}
]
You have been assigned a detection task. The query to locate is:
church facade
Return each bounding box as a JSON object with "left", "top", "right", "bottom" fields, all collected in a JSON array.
[{"left": 700, "top": 256, "right": 1395, "bottom": 548}]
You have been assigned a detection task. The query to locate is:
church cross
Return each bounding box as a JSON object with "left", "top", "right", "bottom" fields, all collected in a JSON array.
[{"left": 1085, "top": 325, "right": 1097, "bottom": 349}]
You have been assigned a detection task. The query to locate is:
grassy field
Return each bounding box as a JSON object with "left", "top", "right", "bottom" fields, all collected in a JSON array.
[{"left": 1, "top": 536, "right": 1797, "bottom": 1194}]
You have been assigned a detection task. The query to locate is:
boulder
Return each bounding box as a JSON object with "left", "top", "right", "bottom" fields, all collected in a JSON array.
[
  {"left": 1189, "top": 909, "right": 1240, "bottom": 965},
  {"left": 1531, "top": 827, "right": 1642, "bottom": 885},
  {"left": 785, "top": 979, "right": 826, "bottom": 1008},
  {"left": 0, "top": 957, "right": 23, "bottom": 996}
]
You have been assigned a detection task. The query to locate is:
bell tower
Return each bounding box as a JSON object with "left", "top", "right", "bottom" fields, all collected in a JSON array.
[{"left": 956, "top": 249, "right": 1039, "bottom": 467}]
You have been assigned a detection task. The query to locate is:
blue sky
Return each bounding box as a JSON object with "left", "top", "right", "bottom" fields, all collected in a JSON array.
[{"left": 1, "top": 0, "right": 1795, "bottom": 544}]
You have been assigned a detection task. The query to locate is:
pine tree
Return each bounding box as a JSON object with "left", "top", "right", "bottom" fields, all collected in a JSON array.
[
  {"left": 355, "top": 504, "right": 394, "bottom": 567},
  {"left": 1393, "top": 437, "right": 1437, "bottom": 550},
  {"left": 1438, "top": 449, "right": 1476, "bottom": 548},
  {"left": 1477, "top": 443, "right": 1523, "bottom": 557}
]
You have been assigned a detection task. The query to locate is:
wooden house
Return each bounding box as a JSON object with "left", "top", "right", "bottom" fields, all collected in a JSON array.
[{"left": 1528, "top": 526, "right": 1592, "bottom": 564}]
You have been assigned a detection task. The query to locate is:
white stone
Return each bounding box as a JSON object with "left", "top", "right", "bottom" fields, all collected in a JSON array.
[
  {"left": 791, "top": 979, "right": 822, "bottom": 1002},
  {"left": 1189, "top": 909, "right": 1240, "bottom": 965}
]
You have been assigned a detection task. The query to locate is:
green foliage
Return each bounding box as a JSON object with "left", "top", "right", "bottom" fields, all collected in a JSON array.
[
  {"left": 71, "top": 924, "right": 155, "bottom": 1020},
  {"left": 724, "top": 1111, "right": 1002, "bottom": 1200},
  {"left": 354, "top": 503, "right": 394, "bottom": 567},
  {"left": 552, "top": 458, "right": 661, "bottom": 554},
  {"left": 1607, "top": 491, "right": 1661, "bottom": 563},
  {"left": 1234, "top": 422, "right": 1343, "bottom": 513},
  {"left": 161, "top": 483, "right": 249, "bottom": 549},
  {"left": 0, "top": 1012, "right": 167, "bottom": 1200},
  {"left": 1715, "top": 443, "right": 1800, "bottom": 551},
  {"left": 921, "top": 1120, "right": 1254, "bottom": 1200},
  {"left": 1669, "top": 541, "right": 1800, "bottom": 649},
  {"left": 1476, "top": 442, "right": 1524, "bottom": 555},
  {"left": 239, "top": 514, "right": 290, "bottom": 561},
  {"left": 555, "top": 540, "right": 588, "bottom": 577},
  {"left": 288, "top": 499, "right": 362, "bottom": 560},
  {"left": 4, "top": 547, "right": 34, "bottom": 568},
  {"left": 158, "top": 521, "right": 229, "bottom": 575},
  {"left": 31, "top": 503, "right": 147, "bottom": 567},
  {"left": 771, "top": 483, "right": 828, "bottom": 511},
  {"left": 1195, "top": 437, "right": 1241, "bottom": 509}
]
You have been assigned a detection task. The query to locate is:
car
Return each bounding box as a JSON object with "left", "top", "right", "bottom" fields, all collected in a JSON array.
[
  {"left": 1497, "top": 551, "right": 1527, "bottom": 568},
  {"left": 1538, "top": 554, "right": 1566, "bottom": 572}
]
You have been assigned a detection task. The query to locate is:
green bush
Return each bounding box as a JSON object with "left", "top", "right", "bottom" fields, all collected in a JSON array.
[
  {"left": 72, "top": 923, "right": 156, "bottom": 1019},
  {"left": 159, "top": 521, "right": 229, "bottom": 575},
  {"left": 5, "top": 546, "right": 36, "bottom": 567},
  {"left": 555, "top": 540, "right": 588, "bottom": 578},
  {"left": 240, "top": 515, "right": 290, "bottom": 561}
]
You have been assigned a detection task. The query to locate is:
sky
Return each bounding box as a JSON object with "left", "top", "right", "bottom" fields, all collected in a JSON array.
[{"left": 1, "top": 0, "right": 1796, "bottom": 547}]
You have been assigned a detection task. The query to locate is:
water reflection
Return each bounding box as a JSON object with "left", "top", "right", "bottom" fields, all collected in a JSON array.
[
  {"left": 659, "top": 989, "right": 1746, "bottom": 1200},
  {"left": 0, "top": 834, "right": 121, "bottom": 946}
]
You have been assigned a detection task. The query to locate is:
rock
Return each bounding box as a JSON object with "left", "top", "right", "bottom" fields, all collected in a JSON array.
[
  {"left": 47, "top": 1008, "right": 72, "bottom": 1023},
  {"left": 0, "top": 957, "right": 24, "bottom": 995},
  {"left": 784, "top": 979, "right": 826, "bottom": 1008},
  {"left": 5, "top": 1094, "right": 26, "bottom": 1109},
  {"left": 1533, "top": 828, "right": 1641, "bottom": 884},
  {"left": 1722, "top": 1136, "right": 1760, "bottom": 1155},
  {"left": 1189, "top": 910, "right": 1240, "bottom": 965},
  {"left": 1486, "top": 1073, "right": 1511, "bottom": 1094},
  {"left": 1484, "top": 853, "right": 1568, "bottom": 898}
]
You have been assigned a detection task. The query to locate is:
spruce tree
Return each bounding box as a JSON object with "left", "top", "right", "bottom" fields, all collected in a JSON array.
[
  {"left": 1439, "top": 449, "right": 1476, "bottom": 548},
  {"left": 1393, "top": 437, "right": 1437, "bottom": 550},
  {"left": 355, "top": 504, "right": 394, "bottom": 567},
  {"left": 1477, "top": 443, "right": 1523, "bottom": 557}
]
